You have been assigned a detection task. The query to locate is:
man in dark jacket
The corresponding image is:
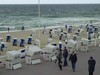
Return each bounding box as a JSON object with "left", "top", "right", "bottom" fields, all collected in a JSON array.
[
  {"left": 69, "top": 51, "right": 77, "bottom": 72},
  {"left": 63, "top": 47, "right": 68, "bottom": 66},
  {"left": 88, "top": 57, "right": 96, "bottom": 75}
]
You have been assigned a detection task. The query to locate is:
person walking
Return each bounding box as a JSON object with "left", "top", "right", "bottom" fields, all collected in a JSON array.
[
  {"left": 22, "top": 26, "right": 25, "bottom": 31},
  {"left": 49, "top": 29, "right": 52, "bottom": 38},
  {"left": 69, "top": 51, "right": 77, "bottom": 72},
  {"left": 7, "top": 27, "right": 9, "bottom": 32},
  {"left": 57, "top": 49, "right": 63, "bottom": 70},
  {"left": 88, "top": 57, "right": 96, "bottom": 75},
  {"left": 63, "top": 47, "right": 68, "bottom": 66},
  {"left": 42, "top": 25, "right": 46, "bottom": 34}
]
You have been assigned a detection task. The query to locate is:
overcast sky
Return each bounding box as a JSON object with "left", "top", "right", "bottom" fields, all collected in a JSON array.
[{"left": 0, "top": 0, "right": 100, "bottom": 4}]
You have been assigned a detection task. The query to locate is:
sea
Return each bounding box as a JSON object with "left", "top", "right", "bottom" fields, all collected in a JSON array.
[{"left": 0, "top": 4, "right": 100, "bottom": 31}]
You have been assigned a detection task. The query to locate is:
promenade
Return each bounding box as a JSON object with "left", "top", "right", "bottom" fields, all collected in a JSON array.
[{"left": 0, "top": 46, "right": 99, "bottom": 75}]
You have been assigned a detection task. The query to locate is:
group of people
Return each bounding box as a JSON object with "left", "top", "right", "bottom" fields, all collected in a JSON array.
[
  {"left": 7, "top": 26, "right": 25, "bottom": 32},
  {"left": 55, "top": 47, "right": 96, "bottom": 75},
  {"left": 55, "top": 47, "right": 77, "bottom": 72}
]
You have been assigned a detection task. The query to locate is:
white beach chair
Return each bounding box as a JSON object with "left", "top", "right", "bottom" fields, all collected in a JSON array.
[
  {"left": 42, "top": 44, "right": 57, "bottom": 61},
  {"left": 25, "top": 45, "right": 42, "bottom": 64},
  {"left": 80, "top": 38, "right": 89, "bottom": 52},
  {"left": 6, "top": 50, "right": 22, "bottom": 70}
]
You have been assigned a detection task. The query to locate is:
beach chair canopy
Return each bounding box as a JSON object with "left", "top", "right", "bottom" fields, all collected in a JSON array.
[
  {"left": 44, "top": 44, "right": 57, "bottom": 53},
  {"left": 81, "top": 38, "right": 89, "bottom": 45},
  {"left": 26, "top": 45, "right": 42, "bottom": 57},
  {"left": 6, "top": 50, "right": 20, "bottom": 60},
  {"left": 67, "top": 39, "right": 77, "bottom": 48}
]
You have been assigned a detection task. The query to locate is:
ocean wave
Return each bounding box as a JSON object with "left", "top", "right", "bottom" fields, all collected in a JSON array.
[{"left": 0, "top": 4, "right": 100, "bottom": 31}]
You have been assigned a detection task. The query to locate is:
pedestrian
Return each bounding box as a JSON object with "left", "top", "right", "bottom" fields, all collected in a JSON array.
[
  {"left": 88, "top": 57, "right": 96, "bottom": 75},
  {"left": 42, "top": 25, "right": 46, "bottom": 34},
  {"left": 55, "top": 48, "right": 59, "bottom": 63},
  {"left": 8, "top": 27, "right": 9, "bottom": 32},
  {"left": 57, "top": 49, "right": 63, "bottom": 70},
  {"left": 22, "top": 26, "right": 25, "bottom": 31},
  {"left": 63, "top": 47, "right": 68, "bottom": 66},
  {"left": 65, "top": 24, "right": 67, "bottom": 30},
  {"left": 49, "top": 29, "right": 52, "bottom": 38},
  {"left": 90, "top": 20, "right": 92, "bottom": 23},
  {"left": 69, "top": 51, "right": 77, "bottom": 72}
]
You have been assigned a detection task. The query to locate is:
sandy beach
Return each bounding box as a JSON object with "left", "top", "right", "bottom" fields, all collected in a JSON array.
[
  {"left": 0, "top": 25, "right": 99, "bottom": 62},
  {"left": 0, "top": 26, "right": 64, "bottom": 56},
  {"left": 0, "top": 25, "right": 98, "bottom": 56},
  {"left": 0, "top": 29, "right": 45, "bottom": 55}
]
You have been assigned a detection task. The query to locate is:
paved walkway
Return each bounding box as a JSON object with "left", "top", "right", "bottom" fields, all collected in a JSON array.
[{"left": 0, "top": 47, "right": 100, "bottom": 75}]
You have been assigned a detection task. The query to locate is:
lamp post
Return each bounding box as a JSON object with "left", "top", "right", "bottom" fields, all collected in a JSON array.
[{"left": 38, "top": 0, "right": 41, "bottom": 47}]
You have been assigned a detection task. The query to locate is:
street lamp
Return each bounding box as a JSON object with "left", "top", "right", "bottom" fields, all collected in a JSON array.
[{"left": 38, "top": 0, "right": 41, "bottom": 47}]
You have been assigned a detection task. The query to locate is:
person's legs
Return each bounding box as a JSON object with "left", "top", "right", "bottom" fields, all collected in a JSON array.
[
  {"left": 66, "top": 58, "right": 68, "bottom": 66},
  {"left": 59, "top": 64, "right": 62, "bottom": 70},
  {"left": 63, "top": 58, "right": 67, "bottom": 66},
  {"left": 58, "top": 61, "right": 62, "bottom": 70},
  {"left": 58, "top": 58, "right": 62, "bottom": 70},
  {"left": 89, "top": 71, "right": 93, "bottom": 75},
  {"left": 91, "top": 71, "right": 93, "bottom": 75},
  {"left": 89, "top": 71, "right": 91, "bottom": 75},
  {"left": 63, "top": 58, "right": 66, "bottom": 66},
  {"left": 72, "top": 63, "right": 76, "bottom": 72}
]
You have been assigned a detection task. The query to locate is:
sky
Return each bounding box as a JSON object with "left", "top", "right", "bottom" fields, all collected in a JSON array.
[{"left": 0, "top": 0, "right": 100, "bottom": 4}]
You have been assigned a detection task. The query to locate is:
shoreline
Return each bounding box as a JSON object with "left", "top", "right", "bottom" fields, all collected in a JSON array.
[
  {"left": 0, "top": 23, "right": 100, "bottom": 34},
  {"left": 0, "top": 25, "right": 65, "bottom": 33}
]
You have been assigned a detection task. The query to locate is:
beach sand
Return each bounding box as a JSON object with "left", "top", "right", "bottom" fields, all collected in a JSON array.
[
  {"left": 0, "top": 27, "right": 62, "bottom": 56},
  {"left": 0, "top": 30, "right": 44, "bottom": 55},
  {"left": 0, "top": 26, "right": 99, "bottom": 58}
]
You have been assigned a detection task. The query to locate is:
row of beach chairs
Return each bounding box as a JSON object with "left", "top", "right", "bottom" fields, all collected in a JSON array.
[
  {"left": 6, "top": 35, "right": 33, "bottom": 47},
  {"left": 0, "top": 35, "right": 33, "bottom": 51}
]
